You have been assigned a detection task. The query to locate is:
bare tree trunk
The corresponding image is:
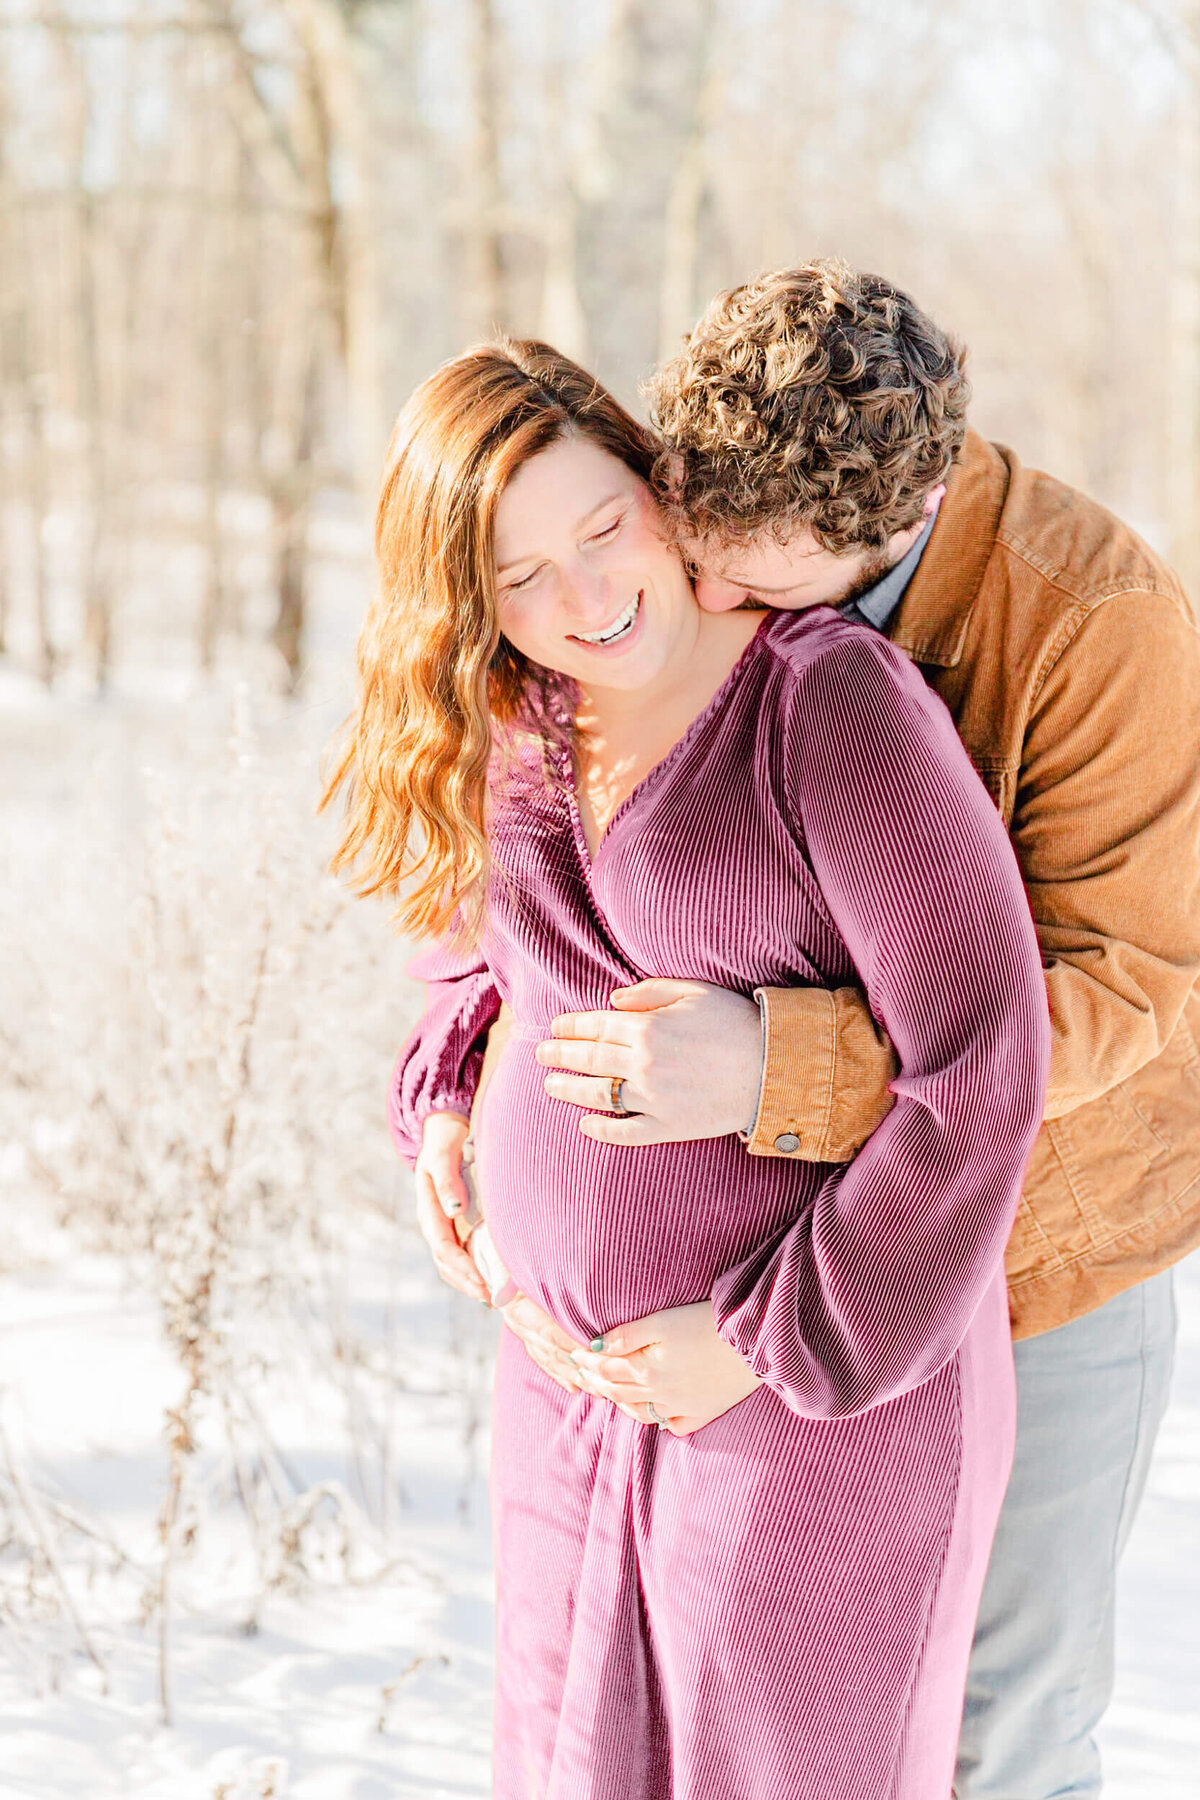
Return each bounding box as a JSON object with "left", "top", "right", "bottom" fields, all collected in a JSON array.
[
  {"left": 78, "top": 190, "right": 113, "bottom": 689},
  {"left": 55, "top": 26, "right": 112, "bottom": 688},
  {"left": 198, "top": 237, "right": 229, "bottom": 674},
  {"left": 657, "top": 0, "right": 720, "bottom": 367},
  {"left": 191, "top": 32, "right": 233, "bottom": 674},
  {"left": 1049, "top": 158, "right": 1120, "bottom": 500},
  {"left": 250, "top": 200, "right": 321, "bottom": 689},
  {"left": 3, "top": 120, "right": 52, "bottom": 679},
  {"left": 0, "top": 405, "right": 10, "bottom": 653},
  {"left": 287, "top": 0, "right": 388, "bottom": 500},
  {"left": 0, "top": 503, "right": 8, "bottom": 656},
  {"left": 269, "top": 333, "right": 319, "bottom": 689},
  {"left": 108, "top": 24, "right": 156, "bottom": 685},
  {"left": 206, "top": 0, "right": 386, "bottom": 651},
  {"left": 570, "top": 0, "right": 733, "bottom": 397},
  {"left": 464, "top": 0, "right": 506, "bottom": 336},
  {"left": 0, "top": 69, "right": 12, "bottom": 661},
  {"left": 538, "top": 1, "right": 588, "bottom": 361},
  {"left": 28, "top": 382, "right": 54, "bottom": 687},
  {"left": 1168, "top": 1, "right": 1200, "bottom": 597}
]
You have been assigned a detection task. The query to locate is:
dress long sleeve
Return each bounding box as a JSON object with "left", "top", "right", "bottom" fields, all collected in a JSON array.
[
  {"left": 710, "top": 628, "right": 1049, "bottom": 1419},
  {"left": 388, "top": 943, "right": 501, "bottom": 1165}
]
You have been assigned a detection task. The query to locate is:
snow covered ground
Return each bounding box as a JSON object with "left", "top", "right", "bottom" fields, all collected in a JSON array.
[
  {"left": 1097, "top": 1249, "right": 1200, "bottom": 1797},
  {"left": 0, "top": 1219, "right": 498, "bottom": 1800},
  {"left": 1, "top": 665, "right": 1197, "bottom": 1798},
  {"left": 0, "top": 1229, "right": 1196, "bottom": 1798},
  {"left": 0, "top": 663, "right": 499, "bottom": 1799}
]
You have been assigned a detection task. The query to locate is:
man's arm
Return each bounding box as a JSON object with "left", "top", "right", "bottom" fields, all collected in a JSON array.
[
  {"left": 749, "top": 588, "right": 1200, "bottom": 1153},
  {"left": 541, "top": 591, "right": 1200, "bottom": 1159},
  {"left": 742, "top": 985, "right": 897, "bottom": 1158},
  {"left": 1008, "top": 591, "right": 1200, "bottom": 1115}
]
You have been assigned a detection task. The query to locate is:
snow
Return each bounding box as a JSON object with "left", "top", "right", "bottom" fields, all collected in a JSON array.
[
  {"left": 1, "top": 665, "right": 1196, "bottom": 1797},
  {"left": 0, "top": 1222, "right": 497, "bottom": 1800},
  {"left": 1098, "top": 1253, "right": 1200, "bottom": 1798},
  {"left": 0, "top": 1230, "right": 1196, "bottom": 1796}
]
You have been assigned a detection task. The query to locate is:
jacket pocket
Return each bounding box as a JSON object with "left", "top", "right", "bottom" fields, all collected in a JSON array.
[
  {"left": 1018, "top": 1010, "right": 1200, "bottom": 1267},
  {"left": 1119, "top": 1008, "right": 1200, "bottom": 1150}
]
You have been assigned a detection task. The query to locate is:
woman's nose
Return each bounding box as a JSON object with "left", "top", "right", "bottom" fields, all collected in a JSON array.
[{"left": 559, "top": 566, "right": 611, "bottom": 626}]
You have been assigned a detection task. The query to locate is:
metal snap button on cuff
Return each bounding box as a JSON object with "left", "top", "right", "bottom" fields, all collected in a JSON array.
[{"left": 774, "top": 1133, "right": 801, "bottom": 1154}]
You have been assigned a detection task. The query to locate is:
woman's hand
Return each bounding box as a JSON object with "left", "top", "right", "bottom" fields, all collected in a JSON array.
[
  {"left": 500, "top": 1292, "right": 586, "bottom": 1395},
  {"left": 536, "top": 978, "right": 763, "bottom": 1145},
  {"left": 413, "top": 1110, "right": 490, "bottom": 1305},
  {"left": 569, "top": 1301, "right": 763, "bottom": 1436}
]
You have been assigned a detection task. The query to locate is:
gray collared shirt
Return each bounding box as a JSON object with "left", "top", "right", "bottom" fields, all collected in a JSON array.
[{"left": 839, "top": 506, "right": 939, "bottom": 633}]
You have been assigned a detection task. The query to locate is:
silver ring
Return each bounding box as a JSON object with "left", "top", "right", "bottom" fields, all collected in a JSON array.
[
  {"left": 646, "top": 1401, "right": 667, "bottom": 1428},
  {"left": 609, "top": 1076, "right": 629, "bottom": 1115}
]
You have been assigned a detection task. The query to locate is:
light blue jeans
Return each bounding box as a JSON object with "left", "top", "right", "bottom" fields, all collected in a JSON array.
[{"left": 955, "top": 1269, "right": 1178, "bottom": 1798}]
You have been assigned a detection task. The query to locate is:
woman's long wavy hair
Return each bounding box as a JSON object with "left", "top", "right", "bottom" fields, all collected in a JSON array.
[{"left": 322, "top": 339, "right": 659, "bottom": 943}]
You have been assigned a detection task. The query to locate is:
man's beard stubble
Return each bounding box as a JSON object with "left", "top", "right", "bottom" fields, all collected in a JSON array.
[
  {"left": 730, "top": 546, "right": 895, "bottom": 615},
  {"left": 830, "top": 547, "right": 894, "bottom": 610}
]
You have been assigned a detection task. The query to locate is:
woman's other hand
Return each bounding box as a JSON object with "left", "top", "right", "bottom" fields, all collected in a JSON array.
[
  {"left": 536, "top": 978, "right": 763, "bottom": 1145},
  {"left": 500, "top": 1292, "right": 586, "bottom": 1395},
  {"left": 414, "top": 1110, "right": 490, "bottom": 1305},
  {"left": 570, "top": 1301, "right": 763, "bottom": 1436}
]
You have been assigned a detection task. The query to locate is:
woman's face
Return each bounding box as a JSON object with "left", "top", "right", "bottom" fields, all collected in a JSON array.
[{"left": 492, "top": 435, "right": 696, "bottom": 692}]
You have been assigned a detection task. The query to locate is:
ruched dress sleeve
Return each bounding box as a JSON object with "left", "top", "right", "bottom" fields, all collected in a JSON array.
[
  {"left": 388, "top": 942, "right": 501, "bottom": 1165},
  {"left": 710, "top": 627, "right": 1050, "bottom": 1419}
]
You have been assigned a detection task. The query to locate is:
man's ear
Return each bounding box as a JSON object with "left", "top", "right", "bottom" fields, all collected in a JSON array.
[
  {"left": 662, "top": 452, "right": 686, "bottom": 501},
  {"left": 923, "top": 482, "right": 947, "bottom": 519}
]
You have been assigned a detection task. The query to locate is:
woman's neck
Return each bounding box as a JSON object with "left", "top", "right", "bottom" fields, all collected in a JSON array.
[
  {"left": 571, "top": 606, "right": 765, "bottom": 852},
  {"left": 576, "top": 604, "right": 758, "bottom": 741}
]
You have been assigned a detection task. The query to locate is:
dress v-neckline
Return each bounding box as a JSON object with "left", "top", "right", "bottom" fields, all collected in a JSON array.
[{"left": 561, "top": 611, "right": 773, "bottom": 873}]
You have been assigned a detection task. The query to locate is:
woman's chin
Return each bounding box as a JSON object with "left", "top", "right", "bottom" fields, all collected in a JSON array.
[
  {"left": 572, "top": 646, "right": 669, "bottom": 692},
  {"left": 516, "top": 591, "right": 698, "bottom": 692}
]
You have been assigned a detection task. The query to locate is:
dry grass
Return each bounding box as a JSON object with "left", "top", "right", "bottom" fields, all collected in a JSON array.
[{"left": 0, "top": 669, "right": 489, "bottom": 1722}]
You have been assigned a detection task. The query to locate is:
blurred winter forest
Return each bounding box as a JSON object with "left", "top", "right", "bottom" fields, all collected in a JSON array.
[
  {"left": 2, "top": 0, "right": 1200, "bottom": 692},
  {"left": 1, "top": 1, "right": 1199, "bottom": 1795}
]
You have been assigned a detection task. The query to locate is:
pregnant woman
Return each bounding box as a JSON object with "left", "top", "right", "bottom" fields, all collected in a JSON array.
[{"left": 325, "top": 340, "right": 1049, "bottom": 1799}]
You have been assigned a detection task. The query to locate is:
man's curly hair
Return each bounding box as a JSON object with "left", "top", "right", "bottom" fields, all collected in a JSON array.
[{"left": 647, "top": 260, "right": 970, "bottom": 554}]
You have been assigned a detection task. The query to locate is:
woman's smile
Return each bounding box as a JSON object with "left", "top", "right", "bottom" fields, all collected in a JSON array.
[
  {"left": 567, "top": 591, "right": 643, "bottom": 651},
  {"left": 492, "top": 435, "right": 697, "bottom": 693}
]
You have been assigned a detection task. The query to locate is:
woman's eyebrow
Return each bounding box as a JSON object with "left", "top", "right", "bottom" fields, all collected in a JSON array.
[
  {"left": 496, "top": 493, "right": 627, "bottom": 577},
  {"left": 575, "top": 491, "right": 627, "bottom": 529}
]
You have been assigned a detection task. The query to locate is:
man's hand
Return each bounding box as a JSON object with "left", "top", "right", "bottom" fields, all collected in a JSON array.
[
  {"left": 413, "top": 1110, "right": 490, "bottom": 1305},
  {"left": 568, "top": 1301, "right": 764, "bottom": 1436},
  {"left": 535, "top": 978, "right": 763, "bottom": 1145}
]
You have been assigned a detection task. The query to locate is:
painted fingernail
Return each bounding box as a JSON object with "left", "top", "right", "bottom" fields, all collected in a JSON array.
[{"left": 589, "top": 1336, "right": 605, "bottom": 1353}]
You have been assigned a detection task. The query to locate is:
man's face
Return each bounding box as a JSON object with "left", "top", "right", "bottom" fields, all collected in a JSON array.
[
  {"left": 689, "top": 526, "right": 890, "bottom": 615},
  {"left": 688, "top": 486, "right": 944, "bottom": 614}
]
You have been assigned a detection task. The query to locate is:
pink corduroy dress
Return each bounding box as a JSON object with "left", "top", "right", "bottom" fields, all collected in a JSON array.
[{"left": 391, "top": 608, "right": 1049, "bottom": 1800}]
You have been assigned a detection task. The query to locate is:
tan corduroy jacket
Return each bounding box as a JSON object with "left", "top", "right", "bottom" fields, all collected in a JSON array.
[{"left": 748, "top": 430, "right": 1200, "bottom": 1339}]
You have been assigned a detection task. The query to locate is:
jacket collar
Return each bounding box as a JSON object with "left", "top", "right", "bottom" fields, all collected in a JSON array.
[{"left": 888, "top": 429, "right": 1011, "bottom": 667}]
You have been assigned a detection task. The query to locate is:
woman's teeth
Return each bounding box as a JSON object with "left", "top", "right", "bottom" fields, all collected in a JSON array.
[{"left": 573, "top": 594, "right": 640, "bottom": 646}]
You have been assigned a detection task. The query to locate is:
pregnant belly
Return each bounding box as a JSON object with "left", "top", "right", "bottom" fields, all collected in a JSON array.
[{"left": 474, "top": 1037, "right": 821, "bottom": 1341}]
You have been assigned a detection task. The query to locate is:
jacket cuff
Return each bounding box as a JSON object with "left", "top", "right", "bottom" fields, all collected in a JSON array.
[
  {"left": 744, "top": 987, "right": 839, "bottom": 1158},
  {"left": 745, "top": 986, "right": 899, "bottom": 1161}
]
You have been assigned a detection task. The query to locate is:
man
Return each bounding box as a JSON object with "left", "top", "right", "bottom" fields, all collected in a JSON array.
[{"left": 418, "top": 262, "right": 1200, "bottom": 1797}]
